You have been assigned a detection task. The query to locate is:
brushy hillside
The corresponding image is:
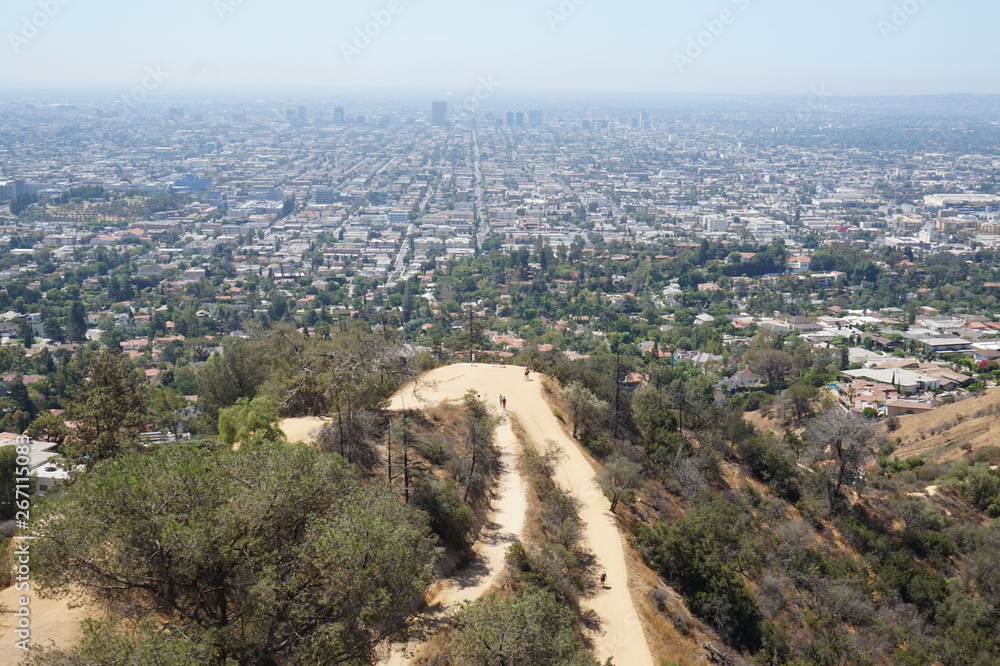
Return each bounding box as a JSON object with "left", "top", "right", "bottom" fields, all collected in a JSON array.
[
  {"left": 890, "top": 388, "right": 1000, "bottom": 462},
  {"left": 534, "top": 354, "right": 1000, "bottom": 666}
]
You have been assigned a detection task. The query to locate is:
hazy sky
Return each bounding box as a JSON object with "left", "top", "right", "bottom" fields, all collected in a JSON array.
[{"left": 1, "top": 0, "right": 996, "bottom": 97}]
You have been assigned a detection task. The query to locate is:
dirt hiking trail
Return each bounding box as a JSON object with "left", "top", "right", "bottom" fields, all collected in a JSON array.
[
  {"left": 379, "top": 415, "right": 526, "bottom": 666},
  {"left": 388, "top": 363, "right": 654, "bottom": 666}
]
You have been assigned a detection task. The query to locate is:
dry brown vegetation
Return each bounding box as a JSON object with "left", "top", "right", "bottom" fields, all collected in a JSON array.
[
  {"left": 891, "top": 387, "right": 1000, "bottom": 462},
  {"left": 535, "top": 368, "right": 1000, "bottom": 665}
]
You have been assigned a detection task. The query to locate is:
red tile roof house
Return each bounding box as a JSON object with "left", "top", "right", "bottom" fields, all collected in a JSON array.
[{"left": 787, "top": 255, "right": 812, "bottom": 274}]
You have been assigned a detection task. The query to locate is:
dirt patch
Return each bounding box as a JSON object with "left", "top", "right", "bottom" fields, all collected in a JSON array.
[
  {"left": 279, "top": 416, "right": 330, "bottom": 446},
  {"left": 0, "top": 586, "right": 98, "bottom": 663},
  {"left": 744, "top": 408, "right": 787, "bottom": 436}
]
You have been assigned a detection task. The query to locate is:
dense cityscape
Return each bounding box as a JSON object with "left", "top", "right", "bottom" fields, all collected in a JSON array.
[
  {"left": 5, "top": 88, "right": 1000, "bottom": 665},
  {"left": 4, "top": 95, "right": 1000, "bottom": 423}
]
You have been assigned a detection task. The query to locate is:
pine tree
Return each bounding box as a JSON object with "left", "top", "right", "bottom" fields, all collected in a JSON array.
[
  {"left": 67, "top": 348, "right": 150, "bottom": 465},
  {"left": 67, "top": 300, "right": 87, "bottom": 342},
  {"left": 19, "top": 319, "right": 33, "bottom": 349}
]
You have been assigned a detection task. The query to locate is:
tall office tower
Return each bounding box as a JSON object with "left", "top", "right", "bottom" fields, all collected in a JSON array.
[
  {"left": 516, "top": 112, "right": 525, "bottom": 127},
  {"left": 431, "top": 101, "right": 448, "bottom": 127},
  {"left": 506, "top": 112, "right": 515, "bottom": 127},
  {"left": 582, "top": 120, "right": 593, "bottom": 130},
  {"left": 528, "top": 110, "right": 543, "bottom": 127},
  {"left": 298, "top": 105, "right": 307, "bottom": 123},
  {"left": 640, "top": 111, "right": 651, "bottom": 130},
  {"left": 334, "top": 107, "right": 345, "bottom": 124},
  {"left": 355, "top": 114, "right": 366, "bottom": 125}
]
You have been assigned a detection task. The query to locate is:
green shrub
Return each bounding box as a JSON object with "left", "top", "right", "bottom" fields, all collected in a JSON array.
[
  {"left": 902, "top": 528, "right": 957, "bottom": 566},
  {"left": 416, "top": 438, "right": 448, "bottom": 465},
  {"left": 744, "top": 391, "right": 775, "bottom": 412},
  {"left": 903, "top": 569, "right": 948, "bottom": 616},
  {"left": 412, "top": 478, "right": 475, "bottom": 551},
  {"left": 737, "top": 434, "right": 800, "bottom": 501},
  {"left": 755, "top": 621, "right": 791, "bottom": 665},
  {"left": 448, "top": 589, "right": 599, "bottom": 665},
  {"left": 949, "top": 464, "right": 1000, "bottom": 516},
  {"left": 892, "top": 646, "right": 932, "bottom": 666},
  {"left": 974, "top": 446, "right": 1000, "bottom": 464},
  {"left": 505, "top": 542, "right": 531, "bottom": 572},
  {"left": 636, "top": 491, "right": 763, "bottom": 651}
]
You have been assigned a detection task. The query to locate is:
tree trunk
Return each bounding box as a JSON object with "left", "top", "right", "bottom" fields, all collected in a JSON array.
[
  {"left": 403, "top": 423, "right": 410, "bottom": 504},
  {"left": 386, "top": 420, "right": 392, "bottom": 484}
]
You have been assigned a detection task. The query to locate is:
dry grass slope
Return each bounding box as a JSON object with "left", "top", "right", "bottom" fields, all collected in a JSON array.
[{"left": 891, "top": 388, "right": 1000, "bottom": 462}]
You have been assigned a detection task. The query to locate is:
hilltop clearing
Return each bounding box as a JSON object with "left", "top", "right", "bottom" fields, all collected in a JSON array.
[{"left": 388, "top": 363, "right": 655, "bottom": 666}]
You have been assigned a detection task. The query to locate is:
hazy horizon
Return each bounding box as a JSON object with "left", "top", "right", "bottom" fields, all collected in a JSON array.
[{"left": 1, "top": 0, "right": 995, "bottom": 98}]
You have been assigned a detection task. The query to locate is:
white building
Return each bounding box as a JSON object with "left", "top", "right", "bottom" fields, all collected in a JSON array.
[
  {"left": 703, "top": 214, "right": 729, "bottom": 234},
  {"left": 0, "top": 436, "right": 70, "bottom": 494}
]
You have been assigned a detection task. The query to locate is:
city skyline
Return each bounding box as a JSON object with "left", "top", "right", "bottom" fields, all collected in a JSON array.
[{"left": 0, "top": 0, "right": 995, "bottom": 96}]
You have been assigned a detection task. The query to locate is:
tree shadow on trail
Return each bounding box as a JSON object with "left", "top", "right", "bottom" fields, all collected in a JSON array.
[{"left": 449, "top": 553, "right": 491, "bottom": 590}]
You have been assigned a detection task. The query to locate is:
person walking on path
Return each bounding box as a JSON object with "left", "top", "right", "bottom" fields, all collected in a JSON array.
[
  {"left": 600, "top": 570, "right": 607, "bottom": 588},
  {"left": 524, "top": 367, "right": 530, "bottom": 381},
  {"left": 502, "top": 396, "right": 507, "bottom": 410}
]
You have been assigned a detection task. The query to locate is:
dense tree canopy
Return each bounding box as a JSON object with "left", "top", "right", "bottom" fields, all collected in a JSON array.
[{"left": 29, "top": 442, "right": 437, "bottom": 665}]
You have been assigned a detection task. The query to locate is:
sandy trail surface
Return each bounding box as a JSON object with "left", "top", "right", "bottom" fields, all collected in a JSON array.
[
  {"left": 279, "top": 416, "right": 329, "bottom": 445},
  {"left": 387, "top": 363, "right": 654, "bottom": 666},
  {"left": 0, "top": 584, "right": 97, "bottom": 664},
  {"left": 380, "top": 415, "right": 526, "bottom": 666}
]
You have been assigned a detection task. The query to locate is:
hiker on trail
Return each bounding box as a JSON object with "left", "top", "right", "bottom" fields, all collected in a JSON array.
[
  {"left": 502, "top": 396, "right": 507, "bottom": 410},
  {"left": 600, "top": 570, "right": 607, "bottom": 587},
  {"left": 524, "top": 367, "right": 530, "bottom": 381},
  {"left": 471, "top": 353, "right": 476, "bottom": 365}
]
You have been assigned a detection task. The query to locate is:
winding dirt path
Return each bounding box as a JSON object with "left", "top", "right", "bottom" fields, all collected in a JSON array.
[
  {"left": 380, "top": 415, "right": 526, "bottom": 666},
  {"left": 388, "top": 363, "right": 654, "bottom": 666}
]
